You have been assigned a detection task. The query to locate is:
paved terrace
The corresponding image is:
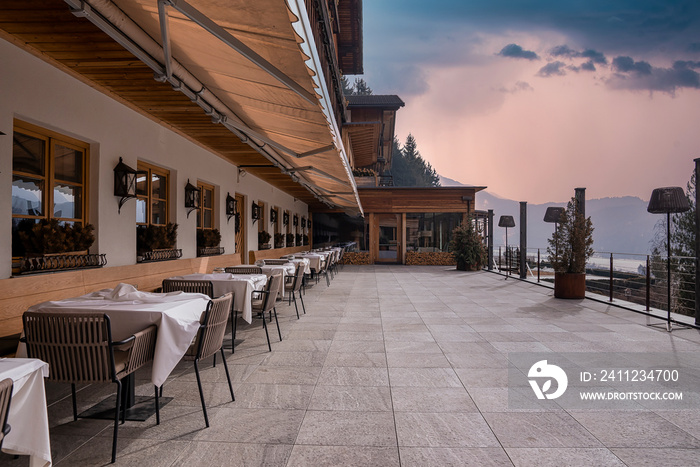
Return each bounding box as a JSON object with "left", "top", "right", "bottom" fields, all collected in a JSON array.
[{"left": 4, "top": 266, "right": 700, "bottom": 466}]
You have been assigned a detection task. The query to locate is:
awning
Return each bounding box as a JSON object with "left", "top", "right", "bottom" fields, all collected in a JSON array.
[{"left": 69, "top": 0, "right": 362, "bottom": 214}]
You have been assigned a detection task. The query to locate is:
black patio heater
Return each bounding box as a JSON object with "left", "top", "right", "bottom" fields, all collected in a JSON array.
[
  {"left": 543, "top": 206, "right": 565, "bottom": 256},
  {"left": 498, "top": 215, "right": 515, "bottom": 276},
  {"left": 647, "top": 187, "right": 690, "bottom": 332}
]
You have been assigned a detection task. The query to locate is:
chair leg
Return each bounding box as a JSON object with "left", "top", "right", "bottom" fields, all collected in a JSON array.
[
  {"left": 71, "top": 383, "right": 78, "bottom": 421},
  {"left": 154, "top": 385, "right": 160, "bottom": 425},
  {"left": 300, "top": 292, "right": 306, "bottom": 314},
  {"left": 112, "top": 380, "right": 122, "bottom": 463},
  {"left": 262, "top": 313, "right": 272, "bottom": 351},
  {"left": 193, "top": 358, "right": 209, "bottom": 427},
  {"left": 273, "top": 307, "right": 282, "bottom": 342},
  {"left": 220, "top": 347, "right": 235, "bottom": 401},
  {"left": 325, "top": 272, "right": 330, "bottom": 287},
  {"left": 213, "top": 353, "right": 217, "bottom": 368},
  {"left": 293, "top": 292, "right": 300, "bottom": 319},
  {"left": 231, "top": 308, "right": 238, "bottom": 353}
]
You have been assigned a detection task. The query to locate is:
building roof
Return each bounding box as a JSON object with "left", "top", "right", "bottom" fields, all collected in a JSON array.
[{"left": 346, "top": 95, "right": 405, "bottom": 109}]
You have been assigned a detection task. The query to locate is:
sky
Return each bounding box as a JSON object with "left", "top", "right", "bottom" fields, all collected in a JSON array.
[{"left": 348, "top": 1, "right": 700, "bottom": 203}]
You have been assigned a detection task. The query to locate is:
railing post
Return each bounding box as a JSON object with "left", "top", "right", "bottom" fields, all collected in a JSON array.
[
  {"left": 498, "top": 246, "right": 502, "bottom": 272},
  {"left": 646, "top": 255, "right": 651, "bottom": 311},
  {"left": 695, "top": 158, "right": 700, "bottom": 325},
  {"left": 537, "top": 248, "right": 541, "bottom": 283},
  {"left": 609, "top": 253, "right": 614, "bottom": 302},
  {"left": 487, "top": 209, "right": 494, "bottom": 271},
  {"left": 520, "top": 201, "right": 527, "bottom": 279}
]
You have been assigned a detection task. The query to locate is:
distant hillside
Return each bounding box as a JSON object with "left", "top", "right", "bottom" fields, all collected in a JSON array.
[{"left": 440, "top": 175, "right": 658, "bottom": 254}]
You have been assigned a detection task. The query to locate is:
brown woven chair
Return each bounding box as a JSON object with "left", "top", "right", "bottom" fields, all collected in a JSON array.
[
  {"left": 262, "top": 259, "right": 288, "bottom": 265},
  {"left": 184, "top": 293, "right": 234, "bottom": 427},
  {"left": 284, "top": 263, "right": 306, "bottom": 318},
  {"left": 161, "top": 279, "right": 214, "bottom": 297},
  {"left": 224, "top": 266, "right": 262, "bottom": 274},
  {"left": 0, "top": 378, "right": 12, "bottom": 449},
  {"left": 252, "top": 274, "right": 283, "bottom": 351},
  {"left": 22, "top": 312, "right": 158, "bottom": 463}
]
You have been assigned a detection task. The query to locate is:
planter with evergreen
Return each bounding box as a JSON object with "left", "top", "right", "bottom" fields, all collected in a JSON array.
[
  {"left": 547, "top": 198, "right": 594, "bottom": 299},
  {"left": 258, "top": 230, "right": 271, "bottom": 250},
  {"left": 137, "top": 223, "right": 181, "bottom": 262},
  {"left": 197, "top": 228, "right": 224, "bottom": 256},
  {"left": 286, "top": 233, "right": 294, "bottom": 247},
  {"left": 449, "top": 217, "right": 486, "bottom": 271}
]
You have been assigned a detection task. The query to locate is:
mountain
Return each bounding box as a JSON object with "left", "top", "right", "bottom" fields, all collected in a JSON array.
[{"left": 440, "top": 176, "right": 658, "bottom": 254}]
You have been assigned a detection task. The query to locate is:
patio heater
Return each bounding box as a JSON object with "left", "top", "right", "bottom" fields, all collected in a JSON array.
[
  {"left": 647, "top": 187, "right": 690, "bottom": 332},
  {"left": 498, "top": 215, "right": 515, "bottom": 276},
  {"left": 543, "top": 206, "right": 565, "bottom": 256}
]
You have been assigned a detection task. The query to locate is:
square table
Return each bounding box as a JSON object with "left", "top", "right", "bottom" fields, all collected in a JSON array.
[
  {"left": 169, "top": 273, "right": 267, "bottom": 323},
  {"left": 0, "top": 358, "right": 51, "bottom": 467},
  {"left": 20, "top": 284, "right": 209, "bottom": 387}
]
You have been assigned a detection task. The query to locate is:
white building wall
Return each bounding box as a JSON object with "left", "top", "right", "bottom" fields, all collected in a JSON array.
[{"left": 0, "top": 38, "right": 308, "bottom": 279}]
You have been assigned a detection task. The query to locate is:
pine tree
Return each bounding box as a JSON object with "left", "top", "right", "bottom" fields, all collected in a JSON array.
[
  {"left": 352, "top": 78, "right": 373, "bottom": 95},
  {"left": 341, "top": 76, "right": 352, "bottom": 96},
  {"left": 392, "top": 134, "right": 440, "bottom": 187}
]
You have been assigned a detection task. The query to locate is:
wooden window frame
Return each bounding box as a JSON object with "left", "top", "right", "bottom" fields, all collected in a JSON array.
[
  {"left": 12, "top": 120, "right": 89, "bottom": 226},
  {"left": 197, "top": 181, "right": 215, "bottom": 231},
  {"left": 136, "top": 161, "right": 169, "bottom": 226}
]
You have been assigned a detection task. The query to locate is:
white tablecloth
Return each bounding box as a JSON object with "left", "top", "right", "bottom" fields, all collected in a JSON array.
[
  {"left": 287, "top": 258, "right": 311, "bottom": 274},
  {"left": 22, "top": 284, "right": 209, "bottom": 387},
  {"left": 0, "top": 358, "right": 51, "bottom": 467},
  {"left": 294, "top": 254, "right": 323, "bottom": 272},
  {"left": 171, "top": 273, "right": 267, "bottom": 323},
  {"left": 260, "top": 264, "right": 295, "bottom": 297}
]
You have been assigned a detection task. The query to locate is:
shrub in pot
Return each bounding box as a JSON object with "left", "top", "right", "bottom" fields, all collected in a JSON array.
[
  {"left": 286, "top": 233, "right": 294, "bottom": 246},
  {"left": 449, "top": 217, "right": 486, "bottom": 271},
  {"left": 547, "top": 198, "right": 594, "bottom": 299},
  {"left": 137, "top": 222, "right": 178, "bottom": 254},
  {"left": 197, "top": 228, "right": 221, "bottom": 248},
  {"left": 16, "top": 218, "right": 95, "bottom": 255}
]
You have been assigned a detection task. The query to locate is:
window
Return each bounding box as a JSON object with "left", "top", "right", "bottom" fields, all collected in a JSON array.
[
  {"left": 12, "top": 121, "right": 88, "bottom": 229},
  {"left": 136, "top": 162, "right": 169, "bottom": 225},
  {"left": 197, "top": 182, "right": 214, "bottom": 231}
]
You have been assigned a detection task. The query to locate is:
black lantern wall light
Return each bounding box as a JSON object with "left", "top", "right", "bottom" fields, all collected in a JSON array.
[
  {"left": 301, "top": 217, "right": 306, "bottom": 228},
  {"left": 251, "top": 202, "right": 261, "bottom": 223},
  {"left": 184, "top": 179, "right": 201, "bottom": 218},
  {"left": 226, "top": 192, "right": 237, "bottom": 222},
  {"left": 283, "top": 211, "right": 289, "bottom": 226},
  {"left": 270, "top": 208, "right": 278, "bottom": 224},
  {"left": 113, "top": 157, "right": 138, "bottom": 214},
  {"left": 293, "top": 214, "right": 299, "bottom": 227}
]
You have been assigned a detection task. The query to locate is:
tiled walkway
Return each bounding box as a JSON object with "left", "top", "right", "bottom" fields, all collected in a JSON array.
[{"left": 4, "top": 266, "right": 700, "bottom": 466}]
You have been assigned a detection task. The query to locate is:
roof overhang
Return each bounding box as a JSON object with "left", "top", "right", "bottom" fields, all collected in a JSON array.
[
  {"left": 25, "top": 0, "right": 362, "bottom": 213},
  {"left": 345, "top": 121, "right": 381, "bottom": 167}
]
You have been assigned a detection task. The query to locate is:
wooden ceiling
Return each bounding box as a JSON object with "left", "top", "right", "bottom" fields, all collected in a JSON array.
[{"left": 0, "top": 0, "right": 328, "bottom": 210}]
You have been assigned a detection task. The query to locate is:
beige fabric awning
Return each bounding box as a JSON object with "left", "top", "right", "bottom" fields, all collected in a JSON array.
[{"left": 81, "top": 0, "right": 361, "bottom": 213}]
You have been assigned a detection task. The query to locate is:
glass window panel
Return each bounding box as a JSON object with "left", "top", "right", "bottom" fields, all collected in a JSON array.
[
  {"left": 151, "top": 200, "right": 167, "bottom": 225},
  {"left": 12, "top": 132, "right": 45, "bottom": 176},
  {"left": 202, "top": 187, "right": 213, "bottom": 209},
  {"left": 136, "top": 172, "right": 148, "bottom": 196},
  {"left": 203, "top": 210, "right": 212, "bottom": 229},
  {"left": 197, "top": 211, "right": 202, "bottom": 229},
  {"left": 53, "top": 144, "right": 83, "bottom": 183},
  {"left": 151, "top": 173, "right": 167, "bottom": 200},
  {"left": 136, "top": 199, "right": 147, "bottom": 224},
  {"left": 53, "top": 184, "right": 82, "bottom": 219},
  {"left": 12, "top": 175, "right": 44, "bottom": 216}
]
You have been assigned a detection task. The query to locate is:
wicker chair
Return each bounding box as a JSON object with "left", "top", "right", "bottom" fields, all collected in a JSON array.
[
  {"left": 0, "top": 378, "right": 12, "bottom": 449},
  {"left": 161, "top": 279, "right": 214, "bottom": 297},
  {"left": 184, "top": 294, "right": 234, "bottom": 427},
  {"left": 224, "top": 266, "right": 262, "bottom": 274},
  {"left": 262, "top": 259, "right": 288, "bottom": 265},
  {"left": 22, "top": 312, "right": 158, "bottom": 463},
  {"left": 284, "top": 263, "right": 306, "bottom": 319},
  {"left": 252, "top": 274, "right": 283, "bottom": 351}
]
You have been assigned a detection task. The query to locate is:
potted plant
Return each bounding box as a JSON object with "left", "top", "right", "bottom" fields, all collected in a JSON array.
[
  {"left": 197, "top": 228, "right": 223, "bottom": 256},
  {"left": 286, "top": 233, "right": 294, "bottom": 247},
  {"left": 274, "top": 233, "right": 285, "bottom": 248},
  {"left": 449, "top": 217, "right": 486, "bottom": 271},
  {"left": 137, "top": 223, "right": 180, "bottom": 261},
  {"left": 258, "top": 230, "right": 271, "bottom": 249},
  {"left": 547, "top": 198, "right": 594, "bottom": 299},
  {"left": 302, "top": 234, "right": 309, "bottom": 246},
  {"left": 296, "top": 233, "right": 303, "bottom": 246}
]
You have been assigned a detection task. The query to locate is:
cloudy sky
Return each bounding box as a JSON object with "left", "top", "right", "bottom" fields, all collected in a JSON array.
[{"left": 349, "top": 1, "right": 700, "bottom": 203}]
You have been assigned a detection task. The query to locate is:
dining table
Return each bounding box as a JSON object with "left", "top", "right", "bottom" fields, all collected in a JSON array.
[
  {"left": 293, "top": 253, "right": 324, "bottom": 273},
  {"left": 20, "top": 284, "right": 210, "bottom": 388},
  {"left": 169, "top": 273, "right": 267, "bottom": 323},
  {"left": 0, "top": 358, "right": 51, "bottom": 467},
  {"left": 286, "top": 258, "right": 311, "bottom": 274}
]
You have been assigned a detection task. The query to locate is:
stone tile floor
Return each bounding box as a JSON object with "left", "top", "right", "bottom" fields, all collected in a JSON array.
[{"left": 2, "top": 265, "right": 700, "bottom": 466}]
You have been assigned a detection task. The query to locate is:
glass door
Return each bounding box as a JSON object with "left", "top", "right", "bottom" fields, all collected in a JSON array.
[{"left": 377, "top": 214, "right": 399, "bottom": 262}]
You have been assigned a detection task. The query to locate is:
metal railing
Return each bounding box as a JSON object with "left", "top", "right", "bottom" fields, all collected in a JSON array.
[{"left": 491, "top": 246, "right": 698, "bottom": 327}]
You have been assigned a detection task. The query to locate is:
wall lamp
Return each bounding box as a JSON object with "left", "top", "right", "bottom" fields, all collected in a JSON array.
[
  {"left": 283, "top": 212, "right": 289, "bottom": 226},
  {"left": 270, "top": 208, "right": 278, "bottom": 223},
  {"left": 293, "top": 214, "right": 299, "bottom": 227},
  {"left": 301, "top": 217, "right": 306, "bottom": 228},
  {"left": 185, "top": 179, "right": 201, "bottom": 218},
  {"left": 114, "top": 157, "right": 138, "bottom": 214},
  {"left": 226, "top": 192, "right": 237, "bottom": 223},
  {"left": 252, "top": 201, "right": 261, "bottom": 224}
]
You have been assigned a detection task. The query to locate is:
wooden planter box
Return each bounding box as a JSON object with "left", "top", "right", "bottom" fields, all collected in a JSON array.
[{"left": 554, "top": 272, "right": 586, "bottom": 299}]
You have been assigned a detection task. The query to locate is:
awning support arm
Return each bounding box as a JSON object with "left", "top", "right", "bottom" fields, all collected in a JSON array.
[
  {"left": 166, "top": 0, "right": 318, "bottom": 106},
  {"left": 157, "top": 0, "right": 173, "bottom": 80}
]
